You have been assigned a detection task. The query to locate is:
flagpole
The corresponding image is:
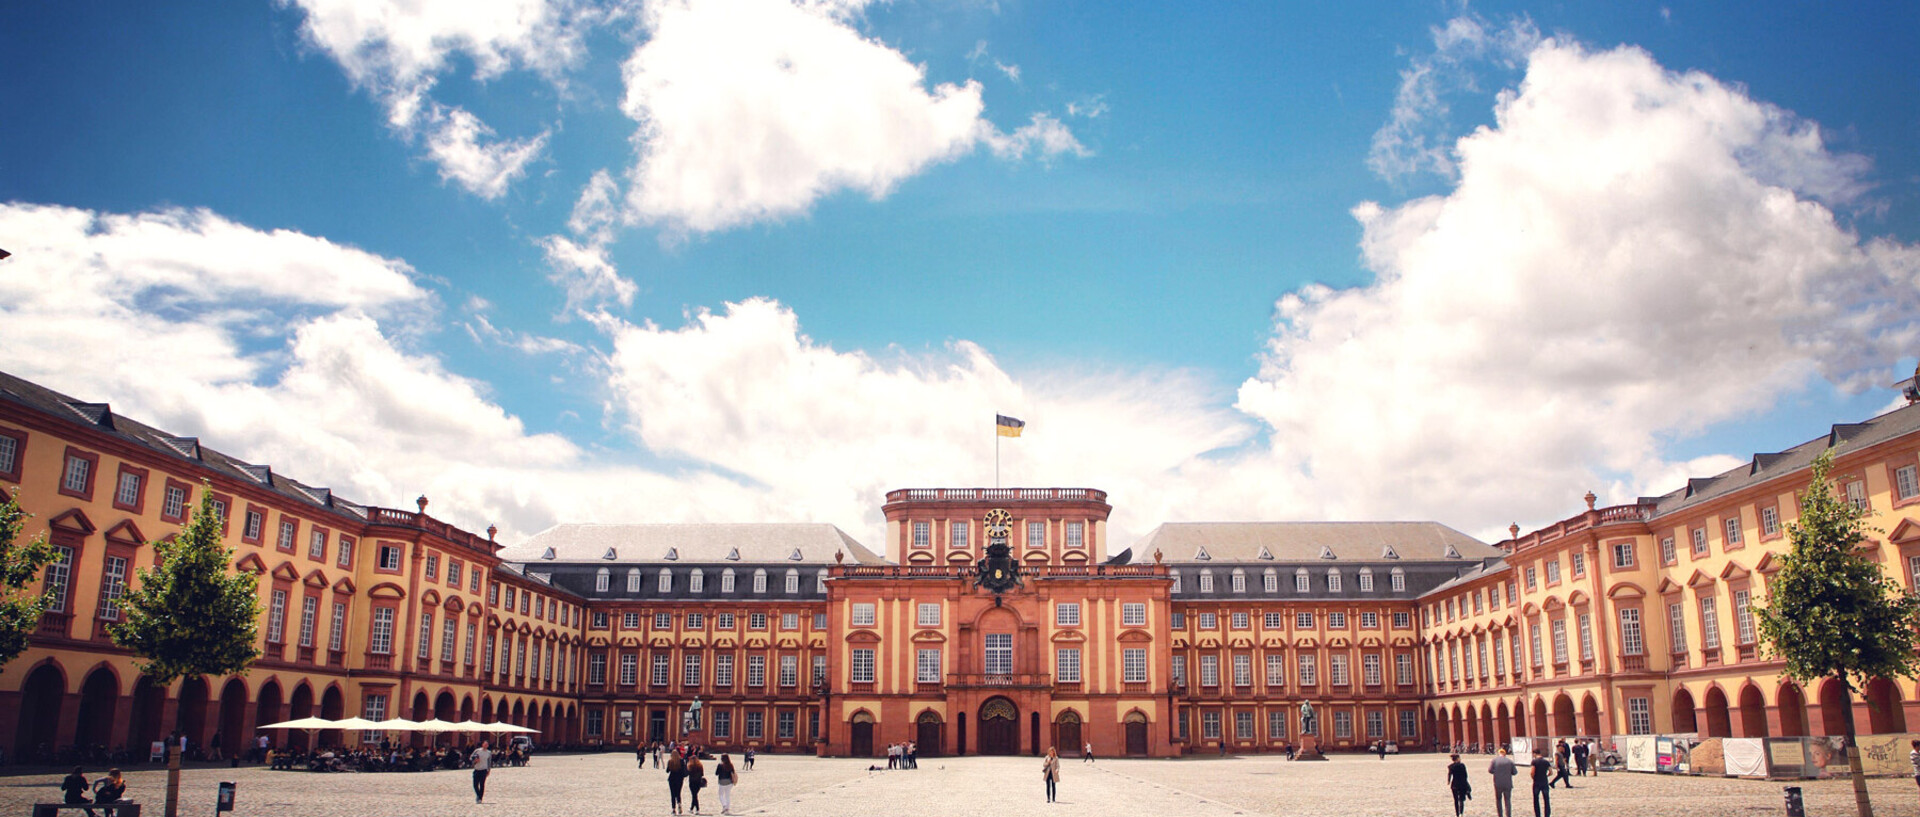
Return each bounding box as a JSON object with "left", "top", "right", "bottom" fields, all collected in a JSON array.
[{"left": 995, "top": 423, "right": 1000, "bottom": 489}]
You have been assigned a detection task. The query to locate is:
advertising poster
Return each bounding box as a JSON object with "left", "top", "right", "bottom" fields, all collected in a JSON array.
[
  {"left": 1623, "top": 735, "right": 1658, "bottom": 772},
  {"left": 1765, "top": 738, "right": 1810, "bottom": 779}
]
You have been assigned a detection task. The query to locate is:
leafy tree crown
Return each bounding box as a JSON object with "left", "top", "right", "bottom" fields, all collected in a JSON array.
[
  {"left": 0, "top": 488, "right": 58, "bottom": 673},
  {"left": 108, "top": 484, "right": 261, "bottom": 683}
]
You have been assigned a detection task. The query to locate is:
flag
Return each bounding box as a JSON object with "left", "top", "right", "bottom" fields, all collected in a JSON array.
[{"left": 995, "top": 414, "right": 1025, "bottom": 438}]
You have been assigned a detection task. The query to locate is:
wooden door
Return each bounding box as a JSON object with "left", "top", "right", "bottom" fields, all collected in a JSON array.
[
  {"left": 917, "top": 719, "right": 943, "bottom": 757},
  {"left": 851, "top": 721, "right": 874, "bottom": 757},
  {"left": 1126, "top": 720, "right": 1148, "bottom": 756},
  {"left": 979, "top": 699, "right": 1019, "bottom": 755},
  {"left": 1057, "top": 720, "right": 1081, "bottom": 756}
]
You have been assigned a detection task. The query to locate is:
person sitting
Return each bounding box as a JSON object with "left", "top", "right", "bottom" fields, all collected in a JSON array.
[
  {"left": 62, "top": 766, "right": 95, "bottom": 815},
  {"left": 94, "top": 769, "right": 128, "bottom": 804}
]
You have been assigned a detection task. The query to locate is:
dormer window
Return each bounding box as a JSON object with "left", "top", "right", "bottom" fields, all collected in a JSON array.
[
  {"left": 1443, "top": 545, "right": 1462, "bottom": 559},
  {"left": 1263, "top": 568, "right": 1278, "bottom": 593},
  {"left": 788, "top": 548, "right": 803, "bottom": 561},
  {"left": 721, "top": 569, "right": 735, "bottom": 592},
  {"left": 603, "top": 548, "right": 617, "bottom": 560},
  {"left": 1295, "top": 568, "right": 1310, "bottom": 593},
  {"left": 1170, "top": 571, "right": 1182, "bottom": 593},
  {"left": 1327, "top": 570, "right": 1342, "bottom": 592},
  {"left": 1230, "top": 569, "right": 1246, "bottom": 593},
  {"left": 1390, "top": 567, "right": 1405, "bottom": 592},
  {"left": 1318, "top": 545, "right": 1336, "bottom": 560},
  {"left": 726, "top": 547, "right": 741, "bottom": 561},
  {"left": 1256, "top": 546, "right": 1273, "bottom": 560},
  {"left": 658, "top": 569, "right": 673, "bottom": 592},
  {"left": 626, "top": 568, "right": 641, "bottom": 593},
  {"left": 595, "top": 568, "right": 610, "bottom": 592},
  {"left": 753, "top": 569, "right": 767, "bottom": 594},
  {"left": 816, "top": 569, "right": 829, "bottom": 593},
  {"left": 1358, "top": 568, "right": 1374, "bottom": 592},
  {"left": 541, "top": 547, "right": 556, "bottom": 560},
  {"left": 1199, "top": 570, "right": 1215, "bottom": 593},
  {"left": 690, "top": 569, "right": 705, "bottom": 593},
  {"left": 665, "top": 547, "right": 679, "bottom": 561},
  {"left": 785, "top": 569, "right": 800, "bottom": 593},
  {"left": 1194, "top": 546, "right": 1211, "bottom": 561},
  {"left": 1381, "top": 545, "right": 1399, "bottom": 559}
]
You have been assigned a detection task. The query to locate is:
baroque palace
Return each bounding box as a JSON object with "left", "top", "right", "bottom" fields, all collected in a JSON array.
[{"left": 5, "top": 367, "right": 1920, "bottom": 761}]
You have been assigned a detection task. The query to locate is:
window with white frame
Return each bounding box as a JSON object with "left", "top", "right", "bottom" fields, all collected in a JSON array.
[
  {"left": 1232, "top": 653, "right": 1251, "bottom": 686},
  {"left": 1199, "top": 571, "right": 1214, "bottom": 593},
  {"left": 1530, "top": 623, "right": 1543, "bottom": 667},
  {"left": 817, "top": 570, "right": 829, "bottom": 593},
  {"left": 596, "top": 569, "right": 610, "bottom": 593},
  {"left": 1057, "top": 648, "right": 1082, "bottom": 683},
  {"left": 277, "top": 519, "right": 296, "bottom": 551},
  {"left": 1361, "top": 612, "right": 1379, "bottom": 629},
  {"left": 721, "top": 569, "right": 736, "bottom": 592},
  {"left": 1056, "top": 602, "right": 1081, "bottom": 626},
  {"left": 1700, "top": 596, "right": 1722, "bottom": 649},
  {"left": 96, "top": 556, "right": 127, "bottom": 621},
  {"left": 1170, "top": 572, "right": 1182, "bottom": 593},
  {"left": 1847, "top": 480, "right": 1869, "bottom": 511},
  {"left": 369, "top": 607, "right": 395, "bottom": 654},
  {"left": 1266, "top": 654, "right": 1285, "bottom": 687},
  {"left": 687, "top": 612, "right": 706, "bottom": 629},
  {"left": 683, "top": 653, "right": 703, "bottom": 686},
  {"left": 949, "top": 521, "right": 968, "bottom": 549},
  {"left": 1123, "top": 647, "right": 1147, "bottom": 683},
  {"left": 851, "top": 648, "right": 876, "bottom": 683},
  {"left": 781, "top": 612, "right": 799, "bottom": 630},
  {"left": 1333, "top": 711, "right": 1353, "bottom": 739},
  {"left": 1734, "top": 589, "right": 1755, "bottom": 645},
  {"left": 1202, "top": 710, "right": 1221, "bottom": 740},
  {"left": 785, "top": 570, "right": 799, "bottom": 594},
  {"left": 1198, "top": 612, "right": 1217, "bottom": 629},
  {"left": 1263, "top": 611, "right": 1283, "bottom": 628},
  {"left": 1236, "top": 710, "right": 1255, "bottom": 739},
  {"left": 1231, "top": 611, "right": 1249, "bottom": 629},
  {"left": 1328, "top": 611, "right": 1347, "bottom": 629},
  {"left": 1761, "top": 506, "right": 1782, "bottom": 537},
  {"left": 62, "top": 454, "right": 91, "bottom": 494},
  {"left": 441, "top": 617, "right": 457, "bottom": 663},
  {"left": 1550, "top": 618, "right": 1568, "bottom": 664},
  {"left": 0, "top": 434, "right": 16, "bottom": 475},
  {"left": 1327, "top": 570, "right": 1342, "bottom": 592},
  {"left": 852, "top": 602, "right": 876, "bottom": 626},
  {"left": 1295, "top": 570, "right": 1310, "bottom": 593},
  {"left": 115, "top": 470, "right": 141, "bottom": 507},
  {"left": 623, "top": 653, "right": 642, "bottom": 685},
  {"left": 652, "top": 654, "right": 671, "bottom": 685},
  {"left": 1544, "top": 559, "right": 1561, "bottom": 584},
  {"left": 654, "top": 612, "right": 672, "bottom": 629},
  {"left": 912, "top": 521, "right": 930, "bottom": 548},
  {"left": 1395, "top": 653, "right": 1413, "bottom": 685},
  {"left": 1295, "top": 611, "right": 1314, "bottom": 629},
  {"left": 244, "top": 509, "right": 264, "bottom": 542},
  {"left": 1366, "top": 709, "right": 1385, "bottom": 739},
  {"left": 1400, "top": 709, "right": 1419, "bottom": 739},
  {"left": 267, "top": 589, "right": 288, "bottom": 643},
  {"left": 1619, "top": 607, "right": 1644, "bottom": 655},
  {"left": 1269, "top": 709, "right": 1287, "bottom": 740},
  {"left": 1899, "top": 465, "right": 1920, "bottom": 501},
  {"left": 298, "top": 595, "right": 318, "bottom": 647},
  {"left": 1066, "top": 521, "right": 1084, "bottom": 549},
  {"left": 330, "top": 602, "right": 347, "bottom": 652},
  {"left": 1614, "top": 541, "right": 1635, "bottom": 568},
  {"left": 1578, "top": 613, "right": 1594, "bottom": 662},
  {"left": 690, "top": 570, "right": 704, "bottom": 593},
  {"left": 1172, "top": 611, "right": 1184, "bottom": 629},
  {"left": 918, "top": 602, "right": 941, "bottom": 627},
  {"left": 1724, "top": 517, "right": 1743, "bottom": 546},
  {"left": 1027, "top": 521, "right": 1046, "bottom": 549},
  {"left": 1171, "top": 655, "right": 1186, "bottom": 686},
  {"left": 747, "top": 655, "right": 766, "bottom": 686},
  {"left": 749, "top": 612, "right": 767, "bottom": 629},
  {"left": 917, "top": 648, "right": 941, "bottom": 683},
  {"left": 753, "top": 570, "right": 767, "bottom": 593},
  {"left": 1122, "top": 602, "right": 1146, "bottom": 626},
  {"left": 1691, "top": 527, "right": 1708, "bottom": 555},
  {"left": 1627, "top": 697, "right": 1652, "bottom": 734},
  {"left": 1358, "top": 570, "right": 1374, "bottom": 592},
  {"left": 1394, "top": 611, "right": 1410, "bottom": 628},
  {"left": 1330, "top": 654, "right": 1350, "bottom": 686},
  {"left": 1571, "top": 552, "right": 1585, "bottom": 577},
  {"left": 1298, "top": 654, "right": 1317, "bottom": 686},
  {"left": 589, "top": 652, "right": 608, "bottom": 685},
  {"left": 745, "top": 711, "right": 764, "bottom": 739},
  {"left": 1660, "top": 536, "right": 1677, "bottom": 564},
  {"left": 309, "top": 529, "right": 327, "bottom": 560},
  {"left": 657, "top": 569, "right": 672, "bottom": 592},
  {"left": 1263, "top": 569, "right": 1278, "bottom": 593},
  {"left": 985, "top": 633, "right": 1014, "bottom": 675},
  {"left": 1524, "top": 566, "right": 1538, "bottom": 590}
]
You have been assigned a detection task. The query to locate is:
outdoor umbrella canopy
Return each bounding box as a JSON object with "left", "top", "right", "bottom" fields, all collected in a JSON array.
[
  {"left": 327, "top": 717, "right": 385, "bottom": 731},
  {"left": 414, "top": 719, "right": 461, "bottom": 732},
  {"left": 258, "top": 716, "right": 338, "bottom": 730}
]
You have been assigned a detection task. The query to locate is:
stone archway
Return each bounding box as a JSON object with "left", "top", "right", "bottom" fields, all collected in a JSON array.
[
  {"left": 1738, "top": 685, "right": 1769, "bottom": 738},
  {"left": 1551, "top": 694, "right": 1576, "bottom": 736},
  {"left": 14, "top": 663, "right": 67, "bottom": 760},
  {"left": 1124, "top": 710, "right": 1149, "bottom": 756},
  {"left": 1055, "top": 710, "right": 1082, "bottom": 756},
  {"left": 1867, "top": 677, "right": 1907, "bottom": 734},
  {"left": 915, "top": 710, "right": 944, "bottom": 757},
  {"left": 255, "top": 680, "right": 284, "bottom": 752},
  {"left": 1701, "top": 687, "right": 1732, "bottom": 738},
  {"left": 217, "top": 678, "right": 249, "bottom": 758},
  {"left": 978, "top": 697, "right": 1020, "bottom": 756},
  {"left": 1777, "top": 683, "right": 1807, "bottom": 737},
  {"left": 75, "top": 667, "right": 120, "bottom": 749},
  {"left": 1672, "top": 687, "right": 1698, "bottom": 734},
  {"left": 1579, "top": 695, "right": 1601, "bottom": 737},
  {"left": 849, "top": 711, "right": 875, "bottom": 757}
]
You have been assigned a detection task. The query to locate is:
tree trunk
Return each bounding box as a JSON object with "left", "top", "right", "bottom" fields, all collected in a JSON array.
[
  {"left": 165, "top": 742, "right": 182, "bottom": 817},
  {"left": 1837, "top": 676, "right": 1874, "bottom": 817}
]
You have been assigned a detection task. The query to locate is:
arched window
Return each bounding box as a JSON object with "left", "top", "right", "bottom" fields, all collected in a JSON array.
[
  {"left": 658, "top": 569, "right": 672, "bottom": 593},
  {"left": 1294, "top": 568, "right": 1310, "bottom": 593},
  {"left": 816, "top": 569, "right": 829, "bottom": 593},
  {"left": 626, "top": 569, "right": 641, "bottom": 593},
  {"left": 784, "top": 569, "right": 800, "bottom": 594},
  {"left": 1199, "top": 570, "right": 1215, "bottom": 593},
  {"left": 753, "top": 569, "right": 767, "bottom": 594},
  {"left": 1170, "top": 571, "right": 1183, "bottom": 593},
  {"left": 689, "top": 569, "right": 705, "bottom": 593},
  {"left": 595, "top": 568, "right": 610, "bottom": 593},
  {"left": 1327, "top": 570, "right": 1342, "bottom": 592},
  {"left": 1390, "top": 567, "right": 1406, "bottom": 593},
  {"left": 1357, "top": 567, "right": 1374, "bottom": 592},
  {"left": 721, "top": 569, "right": 736, "bottom": 593},
  {"left": 1263, "top": 568, "right": 1278, "bottom": 593},
  {"left": 1230, "top": 569, "right": 1247, "bottom": 593}
]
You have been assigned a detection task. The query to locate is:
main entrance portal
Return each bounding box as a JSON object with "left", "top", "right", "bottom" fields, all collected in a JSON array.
[{"left": 978, "top": 698, "right": 1019, "bottom": 755}]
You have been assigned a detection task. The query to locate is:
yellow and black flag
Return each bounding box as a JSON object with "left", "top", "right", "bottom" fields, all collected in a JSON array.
[{"left": 995, "top": 414, "right": 1025, "bottom": 438}]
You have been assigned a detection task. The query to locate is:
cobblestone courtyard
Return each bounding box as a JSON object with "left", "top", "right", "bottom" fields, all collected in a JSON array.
[{"left": 4, "top": 753, "right": 1920, "bottom": 817}]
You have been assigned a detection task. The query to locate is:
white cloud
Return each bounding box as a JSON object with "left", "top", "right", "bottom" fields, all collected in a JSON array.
[
  {"left": 1238, "top": 38, "right": 1920, "bottom": 536},
  {"left": 983, "top": 113, "right": 1087, "bottom": 162},
  {"left": 1368, "top": 14, "right": 1540, "bottom": 180},
  {"left": 540, "top": 234, "right": 638, "bottom": 310},
  {"left": 995, "top": 60, "right": 1021, "bottom": 82},
  {"left": 1066, "top": 95, "right": 1108, "bottom": 119},
  {"left": 619, "top": 0, "right": 1083, "bottom": 234},
  {"left": 283, "top": 0, "right": 588, "bottom": 197}
]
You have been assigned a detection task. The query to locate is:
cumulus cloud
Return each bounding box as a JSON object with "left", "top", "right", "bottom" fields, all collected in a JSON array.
[
  {"left": 983, "top": 113, "right": 1087, "bottom": 162},
  {"left": 538, "top": 169, "right": 639, "bottom": 314},
  {"left": 1238, "top": 36, "right": 1920, "bottom": 535},
  {"left": 283, "top": 0, "right": 589, "bottom": 197},
  {"left": 1369, "top": 14, "right": 1540, "bottom": 180},
  {"left": 620, "top": 0, "right": 1085, "bottom": 234}
]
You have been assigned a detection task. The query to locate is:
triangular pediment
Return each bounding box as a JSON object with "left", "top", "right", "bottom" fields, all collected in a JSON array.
[
  {"left": 1193, "top": 546, "right": 1211, "bottom": 561},
  {"left": 1687, "top": 569, "right": 1717, "bottom": 589},
  {"left": 1382, "top": 545, "right": 1400, "bottom": 559},
  {"left": 302, "top": 569, "right": 329, "bottom": 588},
  {"left": 1719, "top": 561, "right": 1750, "bottom": 581},
  {"left": 540, "top": 547, "right": 555, "bottom": 560},
  {"left": 603, "top": 548, "right": 617, "bottom": 560},
  {"left": 331, "top": 577, "right": 356, "bottom": 595},
  {"left": 1755, "top": 552, "right": 1783, "bottom": 574},
  {"left": 234, "top": 552, "right": 267, "bottom": 574},
  {"left": 1890, "top": 518, "right": 1920, "bottom": 545},
  {"left": 664, "top": 547, "right": 678, "bottom": 560},
  {"left": 726, "top": 547, "right": 740, "bottom": 561},
  {"left": 47, "top": 508, "right": 95, "bottom": 535},
  {"left": 1318, "top": 545, "right": 1336, "bottom": 560},
  {"left": 1256, "top": 546, "right": 1272, "bottom": 560},
  {"left": 1657, "top": 577, "right": 1683, "bottom": 594},
  {"left": 103, "top": 519, "right": 147, "bottom": 547},
  {"left": 1443, "top": 545, "right": 1462, "bottom": 559}
]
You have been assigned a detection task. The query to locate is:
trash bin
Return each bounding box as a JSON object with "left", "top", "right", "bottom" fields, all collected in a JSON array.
[
  {"left": 1783, "top": 785, "right": 1804, "bottom": 817},
  {"left": 217, "top": 781, "right": 236, "bottom": 813}
]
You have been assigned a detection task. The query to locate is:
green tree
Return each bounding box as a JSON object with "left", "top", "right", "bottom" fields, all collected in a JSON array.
[
  {"left": 1756, "top": 450, "right": 1920, "bottom": 817},
  {"left": 0, "top": 488, "right": 58, "bottom": 673},
  {"left": 107, "top": 484, "right": 260, "bottom": 817}
]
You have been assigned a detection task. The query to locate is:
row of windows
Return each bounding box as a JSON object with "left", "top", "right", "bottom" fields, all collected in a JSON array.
[
  {"left": 1171, "top": 610, "right": 1410, "bottom": 630},
  {"left": 589, "top": 610, "right": 825, "bottom": 631},
  {"left": 1173, "top": 651, "right": 1415, "bottom": 688},
  {"left": 586, "top": 651, "right": 825, "bottom": 688},
  {"left": 1175, "top": 567, "right": 1407, "bottom": 595},
  {"left": 593, "top": 567, "right": 824, "bottom": 595},
  {"left": 910, "top": 520, "right": 1088, "bottom": 549},
  {"left": 1186, "top": 707, "right": 1416, "bottom": 742},
  {"left": 848, "top": 646, "right": 1152, "bottom": 684}
]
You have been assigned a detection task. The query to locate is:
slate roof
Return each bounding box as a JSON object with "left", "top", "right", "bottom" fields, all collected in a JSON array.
[
  {"left": 1645, "top": 399, "right": 1920, "bottom": 517},
  {"left": 0, "top": 370, "right": 372, "bottom": 524},
  {"left": 498, "top": 523, "right": 885, "bottom": 566},
  {"left": 1137, "top": 521, "right": 1500, "bottom": 564}
]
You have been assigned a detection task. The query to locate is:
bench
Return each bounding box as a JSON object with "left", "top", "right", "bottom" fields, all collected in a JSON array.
[{"left": 31, "top": 803, "right": 141, "bottom": 817}]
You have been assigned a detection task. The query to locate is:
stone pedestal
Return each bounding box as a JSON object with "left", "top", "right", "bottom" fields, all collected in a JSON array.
[{"left": 1293, "top": 734, "right": 1328, "bottom": 761}]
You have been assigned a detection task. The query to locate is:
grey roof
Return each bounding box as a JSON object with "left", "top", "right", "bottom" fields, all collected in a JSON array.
[
  {"left": 499, "top": 523, "right": 884, "bottom": 566},
  {"left": 0, "top": 370, "right": 373, "bottom": 525},
  {"left": 1646, "top": 399, "right": 1920, "bottom": 517},
  {"left": 1138, "top": 522, "right": 1500, "bottom": 564},
  {"left": 1420, "top": 558, "right": 1513, "bottom": 598}
]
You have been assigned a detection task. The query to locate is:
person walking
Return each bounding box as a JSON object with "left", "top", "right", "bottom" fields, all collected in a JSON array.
[
  {"left": 1083, "top": 741, "right": 1093, "bottom": 763},
  {"left": 687, "top": 753, "right": 707, "bottom": 815},
  {"left": 1042, "top": 746, "right": 1061, "bottom": 803},
  {"left": 1488, "top": 747, "right": 1517, "bottom": 817},
  {"left": 667, "top": 750, "right": 688, "bottom": 815},
  {"left": 744, "top": 748, "right": 755, "bottom": 770},
  {"left": 715, "top": 754, "right": 737, "bottom": 815},
  {"left": 1571, "top": 740, "right": 1589, "bottom": 777},
  {"left": 1529, "top": 748, "right": 1553, "bottom": 817},
  {"left": 1446, "top": 753, "right": 1472, "bottom": 817},
  {"left": 469, "top": 740, "right": 493, "bottom": 804},
  {"left": 1551, "top": 740, "right": 1574, "bottom": 788}
]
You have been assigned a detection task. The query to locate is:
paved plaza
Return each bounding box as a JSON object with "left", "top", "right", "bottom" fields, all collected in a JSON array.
[{"left": 5, "top": 752, "right": 1920, "bottom": 817}]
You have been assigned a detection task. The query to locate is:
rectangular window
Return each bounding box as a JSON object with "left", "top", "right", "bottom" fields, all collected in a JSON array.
[
  {"left": 1524, "top": 566, "right": 1537, "bottom": 591},
  {"left": 1366, "top": 710, "right": 1385, "bottom": 739},
  {"left": 1847, "top": 480, "right": 1870, "bottom": 512},
  {"left": 1668, "top": 602, "right": 1688, "bottom": 652},
  {"left": 715, "top": 654, "right": 734, "bottom": 686},
  {"left": 1170, "top": 611, "right": 1185, "bottom": 629},
  {"left": 441, "top": 617, "right": 458, "bottom": 663},
  {"left": 1545, "top": 559, "right": 1561, "bottom": 584},
  {"left": 1122, "top": 602, "right": 1147, "bottom": 626},
  {"left": 1328, "top": 612, "right": 1347, "bottom": 629},
  {"left": 912, "top": 521, "right": 930, "bottom": 548},
  {"left": 416, "top": 611, "right": 434, "bottom": 660},
  {"left": 590, "top": 652, "right": 608, "bottom": 686},
  {"left": 814, "top": 656, "right": 827, "bottom": 690},
  {"left": 781, "top": 612, "right": 799, "bottom": 630},
  {"left": 0, "top": 432, "right": 17, "bottom": 479},
  {"left": 1529, "top": 624, "right": 1543, "bottom": 667},
  {"left": 369, "top": 607, "right": 395, "bottom": 654},
  {"left": 1393, "top": 611, "right": 1410, "bottom": 629},
  {"left": 1571, "top": 552, "right": 1585, "bottom": 577},
  {"left": 329, "top": 602, "right": 347, "bottom": 651},
  {"left": 1199, "top": 612, "right": 1217, "bottom": 629},
  {"left": 1330, "top": 654, "right": 1350, "bottom": 686},
  {"left": 814, "top": 612, "right": 828, "bottom": 630},
  {"left": 918, "top": 602, "right": 941, "bottom": 626},
  {"left": 362, "top": 694, "right": 388, "bottom": 744},
  {"left": 747, "top": 655, "right": 766, "bottom": 687},
  {"left": 684, "top": 653, "right": 703, "bottom": 686},
  {"left": 1359, "top": 572, "right": 1374, "bottom": 592},
  {"left": 97, "top": 555, "right": 128, "bottom": 621},
  {"left": 1066, "top": 521, "right": 1084, "bottom": 549},
  {"left": 447, "top": 561, "right": 462, "bottom": 588},
  {"left": 1734, "top": 589, "right": 1755, "bottom": 645},
  {"left": 275, "top": 518, "right": 296, "bottom": 552},
  {"left": 1660, "top": 536, "right": 1676, "bottom": 564},
  {"left": 586, "top": 709, "right": 606, "bottom": 738},
  {"left": 1400, "top": 709, "right": 1419, "bottom": 740},
  {"left": 1899, "top": 466, "right": 1920, "bottom": 501},
  {"left": 306, "top": 529, "right": 326, "bottom": 560},
  {"left": 1266, "top": 654, "right": 1285, "bottom": 687},
  {"left": 1229, "top": 572, "right": 1245, "bottom": 593},
  {"left": 1232, "top": 653, "right": 1251, "bottom": 686},
  {"left": 1613, "top": 542, "right": 1635, "bottom": 568},
  {"left": 1328, "top": 572, "right": 1342, "bottom": 592},
  {"left": 1232, "top": 611, "right": 1249, "bottom": 629},
  {"left": 1364, "top": 653, "right": 1383, "bottom": 686},
  {"left": 244, "top": 509, "right": 264, "bottom": 542},
  {"left": 1360, "top": 612, "right": 1379, "bottom": 629},
  {"left": 655, "top": 612, "right": 672, "bottom": 629},
  {"left": 1056, "top": 602, "right": 1081, "bottom": 626},
  {"left": 1171, "top": 655, "right": 1186, "bottom": 686},
  {"left": 779, "top": 654, "right": 798, "bottom": 687},
  {"left": 1691, "top": 527, "right": 1708, "bottom": 555},
  {"left": 1124, "top": 647, "right": 1148, "bottom": 683},
  {"left": 114, "top": 469, "right": 142, "bottom": 508},
  {"left": 651, "top": 654, "right": 671, "bottom": 685},
  {"left": 621, "top": 653, "right": 640, "bottom": 686},
  {"left": 851, "top": 648, "right": 875, "bottom": 683},
  {"left": 1295, "top": 612, "right": 1314, "bottom": 629},
  {"left": 1333, "top": 711, "right": 1353, "bottom": 739},
  {"left": 1298, "top": 654, "right": 1317, "bottom": 686},
  {"left": 851, "top": 603, "right": 876, "bottom": 626},
  {"left": 299, "top": 595, "right": 318, "bottom": 648},
  {"left": 1057, "top": 648, "right": 1082, "bottom": 683},
  {"left": 1202, "top": 711, "right": 1221, "bottom": 740},
  {"left": 378, "top": 544, "right": 401, "bottom": 571},
  {"left": 688, "top": 612, "right": 706, "bottom": 629},
  {"left": 266, "top": 589, "right": 288, "bottom": 643},
  {"left": 1761, "top": 506, "right": 1782, "bottom": 537},
  {"left": 1269, "top": 710, "right": 1287, "bottom": 741},
  {"left": 1027, "top": 521, "right": 1046, "bottom": 549},
  {"left": 985, "top": 633, "right": 1014, "bottom": 675},
  {"left": 717, "top": 613, "right": 735, "bottom": 630},
  {"left": 1395, "top": 653, "right": 1414, "bottom": 685},
  {"left": 61, "top": 451, "right": 93, "bottom": 496},
  {"left": 949, "top": 520, "right": 968, "bottom": 549},
  {"left": 743, "top": 711, "right": 764, "bottom": 740},
  {"left": 778, "top": 711, "right": 796, "bottom": 740},
  {"left": 1550, "top": 618, "right": 1568, "bottom": 664},
  {"left": 918, "top": 648, "right": 941, "bottom": 683},
  {"left": 1608, "top": 697, "right": 1646, "bottom": 737},
  {"left": 1235, "top": 710, "right": 1254, "bottom": 739},
  {"left": 1578, "top": 613, "right": 1594, "bottom": 662},
  {"left": 1701, "top": 597, "right": 1722, "bottom": 649},
  {"left": 1724, "top": 517, "right": 1743, "bottom": 546},
  {"left": 618, "top": 612, "right": 636, "bottom": 629},
  {"left": 1619, "top": 608, "right": 1644, "bottom": 656}
]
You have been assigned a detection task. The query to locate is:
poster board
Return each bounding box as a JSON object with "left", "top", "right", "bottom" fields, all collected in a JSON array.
[
  {"left": 1853, "top": 733, "right": 1920, "bottom": 777},
  {"left": 1622, "top": 735, "right": 1658, "bottom": 772},
  {"left": 1723, "top": 738, "right": 1768, "bottom": 777},
  {"left": 1765, "top": 738, "right": 1813, "bottom": 779}
]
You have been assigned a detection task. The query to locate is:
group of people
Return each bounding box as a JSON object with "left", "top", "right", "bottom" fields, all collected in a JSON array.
[
  {"left": 262, "top": 739, "right": 530, "bottom": 773},
  {"left": 59, "top": 767, "right": 129, "bottom": 813},
  {"left": 1445, "top": 740, "right": 1598, "bottom": 817},
  {"left": 885, "top": 742, "right": 918, "bottom": 769},
  {"left": 658, "top": 743, "right": 742, "bottom": 815}
]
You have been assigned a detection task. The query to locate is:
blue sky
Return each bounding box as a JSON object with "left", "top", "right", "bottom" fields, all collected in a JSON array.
[{"left": 3, "top": 0, "right": 1918, "bottom": 549}]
